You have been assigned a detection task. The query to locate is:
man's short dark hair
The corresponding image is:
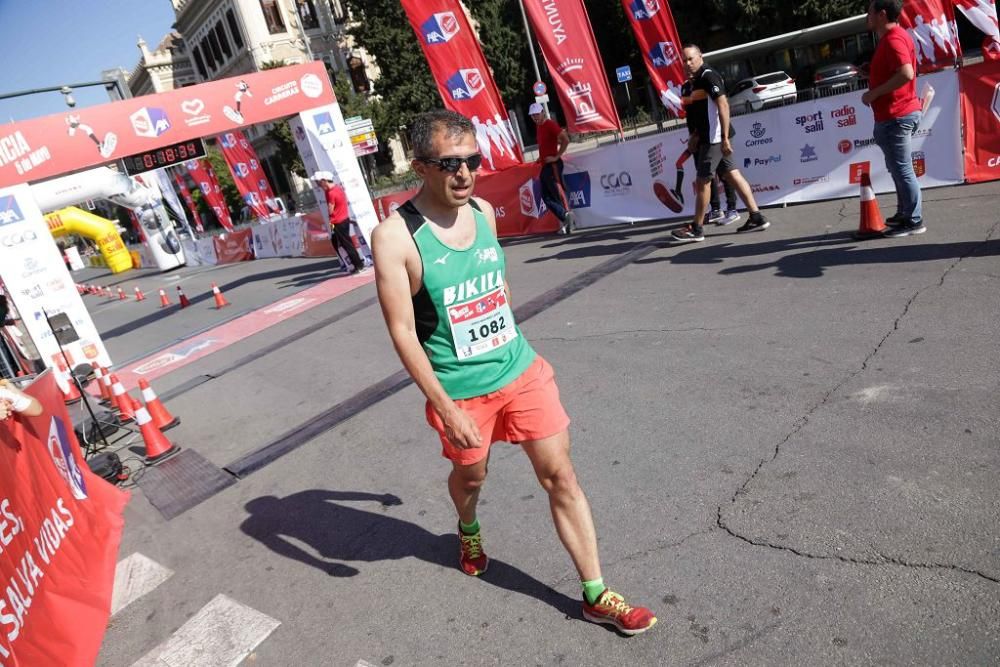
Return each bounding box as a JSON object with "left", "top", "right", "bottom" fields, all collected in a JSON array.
[
  {"left": 410, "top": 110, "right": 474, "bottom": 158},
  {"left": 870, "top": 0, "right": 903, "bottom": 23},
  {"left": 682, "top": 44, "right": 702, "bottom": 55}
]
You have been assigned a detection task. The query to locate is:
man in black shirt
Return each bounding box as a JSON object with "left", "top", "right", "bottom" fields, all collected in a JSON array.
[{"left": 672, "top": 45, "right": 771, "bottom": 243}]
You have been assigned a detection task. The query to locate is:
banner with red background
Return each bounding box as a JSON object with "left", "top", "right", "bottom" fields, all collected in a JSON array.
[
  {"left": 960, "top": 58, "right": 1000, "bottom": 182},
  {"left": 0, "top": 372, "right": 128, "bottom": 665},
  {"left": 184, "top": 158, "right": 234, "bottom": 231},
  {"left": 213, "top": 228, "right": 254, "bottom": 263},
  {"left": 217, "top": 130, "right": 278, "bottom": 219},
  {"left": 622, "top": 0, "right": 687, "bottom": 118},
  {"left": 954, "top": 0, "right": 1000, "bottom": 58},
  {"left": 900, "top": 0, "right": 962, "bottom": 72},
  {"left": 523, "top": 0, "right": 621, "bottom": 133},
  {"left": 0, "top": 62, "right": 335, "bottom": 188},
  {"left": 400, "top": 0, "right": 522, "bottom": 172},
  {"left": 172, "top": 169, "right": 206, "bottom": 233}
]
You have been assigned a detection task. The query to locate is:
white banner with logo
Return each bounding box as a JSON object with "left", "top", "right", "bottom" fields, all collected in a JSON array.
[
  {"left": 195, "top": 237, "right": 218, "bottom": 265},
  {"left": 564, "top": 70, "right": 962, "bottom": 228},
  {"left": 0, "top": 184, "right": 111, "bottom": 369},
  {"left": 251, "top": 216, "right": 306, "bottom": 258}
]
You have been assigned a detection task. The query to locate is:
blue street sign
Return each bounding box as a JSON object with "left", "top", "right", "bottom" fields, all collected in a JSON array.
[{"left": 616, "top": 66, "right": 632, "bottom": 84}]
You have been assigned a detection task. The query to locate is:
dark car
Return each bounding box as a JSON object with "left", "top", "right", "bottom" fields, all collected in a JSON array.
[{"left": 813, "top": 62, "right": 862, "bottom": 93}]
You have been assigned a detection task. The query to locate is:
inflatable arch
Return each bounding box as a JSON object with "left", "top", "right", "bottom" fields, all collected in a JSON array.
[{"left": 44, "top": 206, "right": 132, "bottom": 274}]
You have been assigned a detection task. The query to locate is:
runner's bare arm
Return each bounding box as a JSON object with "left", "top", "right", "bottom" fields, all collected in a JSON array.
[
  {"left": 717, "top": 95, "right": 733, "bottom": 155},
  {"left": 371, "top": 219, "right": 482, "bottom": 449},
  {"left": 474, "top": 198, "right": 514, "bottom": 307}
]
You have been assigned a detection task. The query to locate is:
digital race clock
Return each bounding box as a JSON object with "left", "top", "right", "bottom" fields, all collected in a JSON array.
[{"left": 121, "top": 139, "right": 207, "bottom": 175}]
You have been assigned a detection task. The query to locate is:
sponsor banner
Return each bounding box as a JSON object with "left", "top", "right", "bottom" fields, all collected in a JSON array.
[
  {"left": 0, "top": 184, "right": 112, "bottom": 369},
  {"left": 523, "top": 0, "right": 622, "bottom": 133},
  {"left": 184, "top": 158, "right": 234, "bottom": 231},
  {"left": 954, "top": 0, "right": 1000, "bottom": 59},
  {"left": 251, "top": 216, "right": 307, "bottom": 258},
  {"left": 179, "top": 237, "right": 205, "bottom": 265},
  {"left": 901, "top": 0, "right": 962, "bottom": 73},
  {"left": 401, "top": 0, "right": 522, "bottom": 171},
  {"left": 217, "top": 129, "right": 279, "bottom": 219},
  {"left": 563, "top": 70, "right": 962, "bottom": 227},
  {"left": 0, "top": 62, "right": 335, "bottom": 188},
  {"left": 153, "top": 168, "right": 195, "bottom": 238},
  {"left": 212, "top": 228, "right": 253, "bottom": 263},
  {"left": 195, "top": 236, "right": 219, "bottom": 265},
  {"left": 0, "top": 371, "right": 129, "bottom": 666},
  {"left": 621, "top": 0, "right": 687, "bottom": 117},
  {"left": 960, "top": 58, "right": 1000, "bottom": 182},
  {"left": 299, "top": 211, "right": 338, "bottom": 258},
  {"left": 171, "top": 169, "right": 205, "bottom": 233}
]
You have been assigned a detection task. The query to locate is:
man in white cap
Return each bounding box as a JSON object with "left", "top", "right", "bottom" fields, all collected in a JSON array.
[
  {"left": 528, "top": 103, "right": 576, "bottom": 235},
  {"left": 312, "top": 171, "right": 367, "bottom": 274}
]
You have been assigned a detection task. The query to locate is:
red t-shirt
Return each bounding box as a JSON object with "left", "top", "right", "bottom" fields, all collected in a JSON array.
[
  {"left": 869, "top": 25, "right": 921, "bottom": 122},
  {"left": 536, "top": 119, "right": 564, "bottom": 160},
  {"left": 325, "top": 185, "right": 349, "bottom": 225}
]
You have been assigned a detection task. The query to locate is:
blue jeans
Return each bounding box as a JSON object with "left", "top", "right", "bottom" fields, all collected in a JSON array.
[
  {"left": 872, "top": 111, "right": 922, "bottom": 225},
  {"left": 539, "top": 159, "right": 569, "bottom": 222}
]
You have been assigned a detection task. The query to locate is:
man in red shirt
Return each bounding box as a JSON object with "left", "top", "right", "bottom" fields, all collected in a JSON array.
[
  {"left": 529, "top": 103, "right": 576, "bottom": 235},
  {"left": 862, "top": 0, "right": 925, "bottom": 238},
  {"left": 312, "top": 171, "right": 368, "bottom": 274}
]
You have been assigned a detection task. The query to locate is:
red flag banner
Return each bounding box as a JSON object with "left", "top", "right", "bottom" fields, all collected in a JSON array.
[
  {"left": 217, "top": 130, "right": 279, "bottom": 219},
  {"left": 523, "top": 0, "right": 622, "bottom": 133},
  {"left": 959, "top": 58, "right": 1000, "bottom": 182},
  {"left": 0, "top": 371, "right": 129, "bottom": 665},
  {"left": 184, "top": 158, "right": 234, "bottom": 231},
  {"left": 954, "top": 0, "right": 1000, "bottom": 58},
  {"left": 900, "top": 0, "right": 962, "bottom": 72},
  {"left": 400, "top": 0, "right": 523, "bottom": 172},
  {"left": 622, "top": 0, "right": 687, "bottom": 118},
  {"left": 172, "top": 169, "right": 206, "bottom": 233}
]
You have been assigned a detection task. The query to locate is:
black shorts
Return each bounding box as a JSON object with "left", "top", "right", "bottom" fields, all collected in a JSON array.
[{"left": 695, "top": 142, "right": 735, "bottom": 180}]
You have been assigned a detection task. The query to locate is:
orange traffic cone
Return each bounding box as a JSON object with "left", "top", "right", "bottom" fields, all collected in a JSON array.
[
  {"left": 176, "top": 286, "right": 191, "bottom": 308},
  {"left": 855, "top": 173, "right": 887, "bottom": 240},
  {"left": 134, "top": 404, "right": 180, "bottom": 464},
  {"left": 117, "top": 287, "right": 127, "bottom": 301},
  {"left": 99, "top": 367, "right": 115, "bottom": 405},
  {"left": 159, "top": 288, "right": 171, "bottom": 308},
  {"left": 104, "top": 286, "right": 115, "bottom": 299},
  {"left": 93, "top": 364, "right": 113, "bottom": 403},
  {"left": 55, "top": 359, "right": 82, "bottom": 403},
  {"left": 134, "top": 286, "right": 146, "bottom": 301},
  {"left": 211, "top": 283, "right": 230, "bottom": 309},
  {"left": 109, "top": 374, "right": 136, "bottom": 423},
  {"left": 139, "top": 378, "right": 179, "bottom": 431}
]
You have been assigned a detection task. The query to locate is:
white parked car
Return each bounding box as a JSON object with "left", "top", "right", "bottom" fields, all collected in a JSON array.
[{"left": 727, "top": 72, "right": 797, "bottom": 113}]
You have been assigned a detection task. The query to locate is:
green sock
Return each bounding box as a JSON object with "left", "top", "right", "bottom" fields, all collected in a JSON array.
[
  {"left": 582, "top": 577, "right": 605, "bottom": 605},
  {"left": 459, "top": 517, "right": 480, "bottom": 536}
]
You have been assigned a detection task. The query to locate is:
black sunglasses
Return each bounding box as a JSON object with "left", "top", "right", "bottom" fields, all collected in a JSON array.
[{"left": 415, "top": 154, "right": 483, "bottom": 173}]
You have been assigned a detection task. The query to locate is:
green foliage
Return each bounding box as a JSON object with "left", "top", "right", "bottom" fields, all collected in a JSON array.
[
  {"left": 203, "top": 147, "right": 243, "bottom": 221},
  {"left": 464, "top": 0, "right": 535, "bottom": 111}
]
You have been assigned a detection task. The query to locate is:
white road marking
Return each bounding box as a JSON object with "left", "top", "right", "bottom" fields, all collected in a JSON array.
[
  {"left": 112, "top": 553, "right": 174, "bottom": 616},
  {"left": 131, "top": 594, "right": 280, "bottom": 667}
]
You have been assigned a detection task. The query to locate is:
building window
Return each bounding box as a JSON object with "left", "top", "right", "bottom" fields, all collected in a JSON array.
[
  {"left": 259, "top": 0, "right": 286, "bottom": 34},
  {"left": 192, "top": 45, "right": 208, "bottom": 79},
  {"left": 206, "top": 30, "right": 225, "bottom": 64},
  {"left": 215, "top": 21, "right": 232, "bottom": 58},
  {"left": 297, "top": 0, "right": 320, "bottom": 29},
  {"left": 226, "top": 9, "right": 245, "bottom": 49},
  {"left": 328, "top": 0, "right": 346, "bottom": 24},
  {"left": 200, "top": 37, "right": 217, "bottom": 70}
]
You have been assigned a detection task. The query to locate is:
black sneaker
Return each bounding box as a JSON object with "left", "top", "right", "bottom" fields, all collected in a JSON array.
[
  {"left": 883, "top": 222, "right": 926, "bottom": 238},
  {"left": 884, "top": 214, "right": 908, "bottom": 228},
  {"left": 737, "top": 214, "right": 770, "bottom": 233},
  {"left": 671, "top": 224, "right": 705, "bottom": 243}
]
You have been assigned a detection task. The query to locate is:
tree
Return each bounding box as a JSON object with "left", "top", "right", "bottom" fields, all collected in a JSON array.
[{"left": 464, "top": 0, "right": 535, "bottom": 111}]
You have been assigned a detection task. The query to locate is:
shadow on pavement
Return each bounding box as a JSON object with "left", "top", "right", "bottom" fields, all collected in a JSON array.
[{"left": 240, "top": 489, "right": 580, "bottom": 618}]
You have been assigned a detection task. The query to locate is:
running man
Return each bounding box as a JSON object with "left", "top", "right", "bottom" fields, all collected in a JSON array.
[
  {"left": 529, "top": 103, "right": 576, "bottom": 235},
  {"left": 371, "top": 110, "right": 657, "bottom": 635},
  {"left": 672, "top": 45, "right": 770, "bottom": 243}
]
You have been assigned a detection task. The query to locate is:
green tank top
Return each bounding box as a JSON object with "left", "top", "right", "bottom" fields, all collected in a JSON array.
[{"left": 398, "top": 200, "right": 536, "bottom": 400}]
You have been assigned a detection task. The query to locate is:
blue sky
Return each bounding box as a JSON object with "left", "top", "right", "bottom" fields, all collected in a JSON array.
[{"left": 0, "top": 0, "right": 176, "bottom": 123}]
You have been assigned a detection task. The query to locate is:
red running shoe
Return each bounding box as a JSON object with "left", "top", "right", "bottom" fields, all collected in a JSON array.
[
  {"left": 458, "top": 527, "right": 488, "bottom": 576},
  {"left": 582, "top": 589, "right": 657, "bottom": 635}
]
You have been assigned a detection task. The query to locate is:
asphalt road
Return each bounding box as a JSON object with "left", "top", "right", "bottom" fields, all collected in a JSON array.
[{"left": 92, "top": 182, "right": 999, "bottom": 666}]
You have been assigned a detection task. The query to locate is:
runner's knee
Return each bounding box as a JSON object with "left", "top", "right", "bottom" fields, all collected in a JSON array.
[{"left": 538, "top": 463, "right": 580, "bottom": 497}]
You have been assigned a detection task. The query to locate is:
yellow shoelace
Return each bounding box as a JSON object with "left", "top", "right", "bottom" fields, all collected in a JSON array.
[
  {"left": 597, "top": 590, "right": 633, "bottom": 617},
  {"left": 460, "top": 532, "right": 482, "bottom": 559}
]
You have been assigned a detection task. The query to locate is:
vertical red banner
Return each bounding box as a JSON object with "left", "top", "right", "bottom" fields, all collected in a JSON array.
[
  {"left": 954, "top": 0, "right": 1000, "bottom": 58},
  {"left": 400, "top": 0, "right": 523, "bottom": 172},
  {"left": 959, "top": 59, "right": 1000, "bottom": 182},
  {"left": 900, "top": 0, "right": 962, "bottom": 72},
  {"left": 523, "top": 0, "right": 622, "bottom": 133},
  {"left": 172, "top": 170, "right": 206, "bottom": 233},
  {"left": 622, "top": 0, "right": 687, "bottom": 118},
  {"left": 217, "top": 130, "right": 278, "bottom": 219},
  {"left": 184, "top": 158, "right": 234, "bottom": 231}
]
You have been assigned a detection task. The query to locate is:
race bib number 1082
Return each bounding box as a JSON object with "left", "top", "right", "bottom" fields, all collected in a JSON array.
[{"left": 447, "top": 286, "right": 517, "bottom": 361}]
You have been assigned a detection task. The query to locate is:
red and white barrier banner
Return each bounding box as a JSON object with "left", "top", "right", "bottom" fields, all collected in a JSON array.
[
  {"left": 251, "top": 217, "right": 307, "bottom": 258},
  {"left": 522, "top": 0, "right": 622, "bottom": 133},
  {"left": 563, "top": 70, "right": 962, "bottom": 227},
  {"left": 400, "top": 0, "right": 522, "bottom": 171},
  {"left": 954, "top": 0, "right": 1000, "bottom": 59},
  {"left": 171, "top": 169, "right": 206, "bottom": 233},
  {"left": 213, "top": 228, "right": 253, "bottom": 263},
  {"left": 184, "top": 158, "right": 234, "bottom": 231},
  {"left": 901, "top": 0, "right": 962, "bottom": 72},
  {"left": 217, "top": 130, "right": 279, "bottom": 219},
  {"left": 622, "top": 0, "right": 687, "bottom": 118},
  {"left": 960, "top": 58, "right": 1000, "bottom": 182},
  {"left": 0, "top": 62, "right": 335, "bottom": 188},
  {"left": 0, "top": 371, "right": 129, "bottom": 665}
]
